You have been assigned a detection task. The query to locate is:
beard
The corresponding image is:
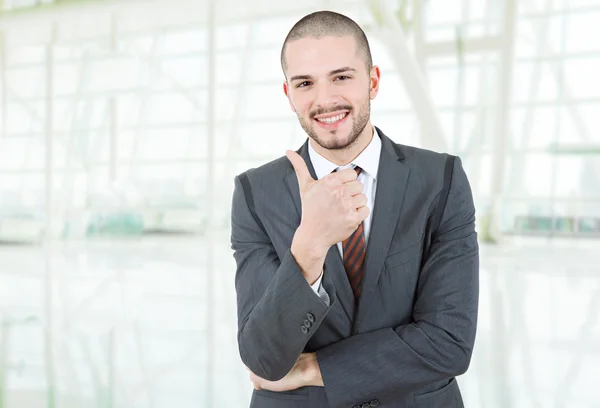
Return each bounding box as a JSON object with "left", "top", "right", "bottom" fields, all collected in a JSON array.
[{"left": 297, "top": 96, "right": 371, "bottom": 151}]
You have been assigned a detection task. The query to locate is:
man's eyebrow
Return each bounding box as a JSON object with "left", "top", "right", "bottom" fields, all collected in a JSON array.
[
  {"left": 328, "top": 66, "right": 356, "bottom": 76},
  {"left": 289, "top": 67, "right": 357, "bottom": 83},
  {"left": 289, "top": 74, "right": 312, "bottom": 82}
]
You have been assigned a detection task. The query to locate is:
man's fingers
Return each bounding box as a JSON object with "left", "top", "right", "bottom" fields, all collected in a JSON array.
[
  {"left": 355, "top": 205, "right": 370, "bottom": 221},
  {"left": 335, "top": 167, "right": 359, "bottom": 183},
  {"left": 286, "top": 150, "right": 315, "bottom": 190},
  {"left": 352, "top": 194, "right": 368, "bottom": 209},
  {"left": 344, "top": 180, "right": 364, "bottom": 196},
  {"left": 249, "top": 371, "right": 262, "bottom": 390}
]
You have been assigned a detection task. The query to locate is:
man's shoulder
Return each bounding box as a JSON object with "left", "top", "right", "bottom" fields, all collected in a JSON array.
[
  {"left": 391, "top": 140, "right": 454, "bottom": 177},
  {"left": 378, "top": 128, "right": 450, "bottom": 163},
  {"left": 235, "top": 154, "right": 290, "bottom": 185}
]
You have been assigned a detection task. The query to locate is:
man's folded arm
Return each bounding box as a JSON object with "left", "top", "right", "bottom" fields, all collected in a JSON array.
[{"left": 231, "top": 174, "right": 334, "bottom": 381}]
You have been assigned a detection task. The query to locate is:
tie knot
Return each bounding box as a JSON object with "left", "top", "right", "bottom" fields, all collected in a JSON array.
[{"left": 333, "top": 165, "right": 362, "bottom": 176}]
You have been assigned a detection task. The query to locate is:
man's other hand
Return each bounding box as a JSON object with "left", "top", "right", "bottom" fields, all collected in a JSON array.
[{"left": 248, "top": 352, "right": 323, "bottom": 391}]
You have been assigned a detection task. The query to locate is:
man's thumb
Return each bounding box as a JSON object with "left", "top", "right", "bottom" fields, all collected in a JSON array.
[{"left": 286, "top": 150, "right": 314, "bottom": 189}]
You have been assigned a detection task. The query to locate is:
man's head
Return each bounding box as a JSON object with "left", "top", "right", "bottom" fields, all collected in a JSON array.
[
  {"left": 281, "top": 11, "right": 380, "bottom": 153},
  {"left": 280, "top": 11, "right": 373, "bottom": 74}
]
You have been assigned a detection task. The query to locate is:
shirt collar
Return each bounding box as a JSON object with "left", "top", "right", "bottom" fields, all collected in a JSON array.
[{"left": 308, "top": 126, "right": 382, "bottom": 180}]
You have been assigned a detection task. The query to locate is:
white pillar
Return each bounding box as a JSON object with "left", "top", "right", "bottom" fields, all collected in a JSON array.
[
  {"left": 369, "top": 0, "right": 448, "bottom": 152},
  {"left": 44, "top": 23, "right": 58, "bottom": 407},
  {"left": 44, "top": 23, "right": 57, "bottom": 239},
  {"left": 206, "top": 0, "right": 217, "bottom": 406},
  {"left": 0, "top": 29, "right": 5, "bottom": 140},
  {"left": 109, "top": 13, "right": 118, "bottom": 183},
  {"left": 44, "top": 250, "right": 56, "bottom": 408},
  {"left": 488, "top": 0, "right": 517, "bottom": 242}
]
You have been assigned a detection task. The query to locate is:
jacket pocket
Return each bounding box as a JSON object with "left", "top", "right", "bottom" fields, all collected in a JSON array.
[
  {"left": 384, "top": 237, "right": 424, "bottom": 270},
  {"left": 253, "top": 388, "right": 309, "bottom": 401},
  {"left": 414, "top": 378, "right": 460, "bottom": 407}
]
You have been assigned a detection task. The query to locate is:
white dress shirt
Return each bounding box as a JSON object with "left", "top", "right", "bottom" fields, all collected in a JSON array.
[{"left": 306, "top": 127, "right": 382, "bottom": 304}]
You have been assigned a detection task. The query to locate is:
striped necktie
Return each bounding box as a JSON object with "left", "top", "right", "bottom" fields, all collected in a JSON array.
[{"left": 341, "top": 165, "right": 366, "bottom": 300}]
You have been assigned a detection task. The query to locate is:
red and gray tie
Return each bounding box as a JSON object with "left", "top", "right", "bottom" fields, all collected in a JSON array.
[{"left": 341, "top": 165, "right": 366, "bottom": 300}]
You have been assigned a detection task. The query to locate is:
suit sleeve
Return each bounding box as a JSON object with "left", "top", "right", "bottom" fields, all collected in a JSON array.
[
  {"left": 316, "top": 157, "right": 479, "bottom": 407},
  {"left": 231, "top": 174, "right": 335, "bottom": 381}
]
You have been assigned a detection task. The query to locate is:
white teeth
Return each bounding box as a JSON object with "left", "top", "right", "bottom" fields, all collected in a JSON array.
[{"left": 316, "top": 113, "right": 346, "bottom": 124}]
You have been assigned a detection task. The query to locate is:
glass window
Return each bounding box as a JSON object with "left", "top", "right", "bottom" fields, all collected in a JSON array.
[{"left": 563, "top": 57, "right": 600, "bottom": 98}]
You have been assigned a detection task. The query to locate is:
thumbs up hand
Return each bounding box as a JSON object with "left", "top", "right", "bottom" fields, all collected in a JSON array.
[
  {"left": 285, "top": 149, "right": 316, "bottom": 192},
  {"left": 285, "top": 150, "right": 369, "bottom": 252}
]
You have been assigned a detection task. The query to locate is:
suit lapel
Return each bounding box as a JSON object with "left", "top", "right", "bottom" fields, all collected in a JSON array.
[
  {"left": 284, "top": 140, "right": 355, "bottom": 324},
  {"left": 353, "top": 129, "right": 410, "bottom": 334}
]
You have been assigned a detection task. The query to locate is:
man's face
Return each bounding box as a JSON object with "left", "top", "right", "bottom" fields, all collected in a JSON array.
[{"left": 283, "top": 35, "right": 380, "bottom": 151}]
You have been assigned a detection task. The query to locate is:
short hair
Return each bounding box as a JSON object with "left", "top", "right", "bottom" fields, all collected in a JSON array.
[{"left": 280, "top": 11, "right": 373, "bottom": 76}]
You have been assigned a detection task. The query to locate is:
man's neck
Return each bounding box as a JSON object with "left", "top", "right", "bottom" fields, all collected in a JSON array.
[{"left": 310, "top": 122, "right": 374, "bottom": 166}]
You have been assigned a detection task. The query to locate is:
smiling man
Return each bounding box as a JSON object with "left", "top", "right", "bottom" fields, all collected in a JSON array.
[{"left": 230, "top": 10, "right": 479, "bottom": 408}]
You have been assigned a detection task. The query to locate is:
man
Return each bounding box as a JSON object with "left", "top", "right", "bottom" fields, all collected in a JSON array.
[{"left": 230, "top": 10, "right": 479, "bottom": 408}]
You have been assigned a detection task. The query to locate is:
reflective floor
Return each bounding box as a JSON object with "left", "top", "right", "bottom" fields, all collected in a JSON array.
[{"left": 0, "top": 233, "right": 598, "bottom": 407}]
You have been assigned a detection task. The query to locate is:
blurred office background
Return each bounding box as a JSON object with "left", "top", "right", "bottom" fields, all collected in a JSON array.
[{"left": 0, "top": 0, "right": 598, "bottom": 407}]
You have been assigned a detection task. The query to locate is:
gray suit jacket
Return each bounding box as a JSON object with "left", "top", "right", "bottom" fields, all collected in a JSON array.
[{"left": 230, "top": 128, "right": 479, "bottom": 408}]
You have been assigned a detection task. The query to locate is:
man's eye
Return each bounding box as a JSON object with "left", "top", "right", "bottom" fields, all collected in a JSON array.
[
  {"left": 335, "top": 75, "right": 350, "bottom": 81},
  {"left": 297, "top": 81, "right": 311, "bottom": 88}
]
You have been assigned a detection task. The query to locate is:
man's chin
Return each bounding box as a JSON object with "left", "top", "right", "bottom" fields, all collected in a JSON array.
[{"left": 312, "top": 134, "right": 355, "bottom": 150}]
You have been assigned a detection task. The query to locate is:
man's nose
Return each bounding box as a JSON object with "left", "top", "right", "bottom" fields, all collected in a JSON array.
[{"left": 313, "top": 82, "right": 338, "bottom": 110}]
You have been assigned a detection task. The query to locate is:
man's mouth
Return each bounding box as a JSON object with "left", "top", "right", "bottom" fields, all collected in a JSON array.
[
  {"left": 312, "top": 110, "right": 350, "bottom": 126},
  {"left": 315, "top": 112, "right": 348, "bottom": 124}
]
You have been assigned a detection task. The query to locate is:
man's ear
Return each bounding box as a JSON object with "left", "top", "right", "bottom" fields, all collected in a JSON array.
[
  {"left": 369, "top": 65, "right": 381, "bottom": 100},
  {"left": 283, "top": 81, "right": 296, "bottom": 113}
]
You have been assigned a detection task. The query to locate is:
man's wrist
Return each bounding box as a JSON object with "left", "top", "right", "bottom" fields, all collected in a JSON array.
[
  {"left": 293, "top": 225, "right": 328, "bottom": 258},
  {"left": 303, "top": 353, "right": 324, "bottom": 387},
  {"left": 291, "top": 226, "right": 328, "bottom": 284}
]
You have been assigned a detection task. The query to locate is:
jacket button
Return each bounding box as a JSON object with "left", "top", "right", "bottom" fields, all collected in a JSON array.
[
  {"left": 306, "top": 313, "right": 315, "bottom": 322},
  {"left": 362, "top": 404, "right": 370, "bottom": 408},
  {"left": 303, "top": 319, "right": 312, "bottom": 327},
  {"left": 370, "top": 400, "right": 379, "bottom": 406},
  {"left": 301, "top": 326, "right": 309, "bottom": 334}
]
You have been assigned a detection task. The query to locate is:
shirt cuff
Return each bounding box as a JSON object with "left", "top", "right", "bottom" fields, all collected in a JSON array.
[
  {"left": 310, "top": 270, "right": 330, "bottom": 306},
  {"left": 310, "top": 270, "right": 324, "bottom": 294}
]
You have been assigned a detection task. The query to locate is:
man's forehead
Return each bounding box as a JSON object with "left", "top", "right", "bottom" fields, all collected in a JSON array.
[
  {"left": 284, "top": 36, "right": 360, "bottom": 75},
  {"left": 285, "top": 34, "right": 357, "bottom": 53}
]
